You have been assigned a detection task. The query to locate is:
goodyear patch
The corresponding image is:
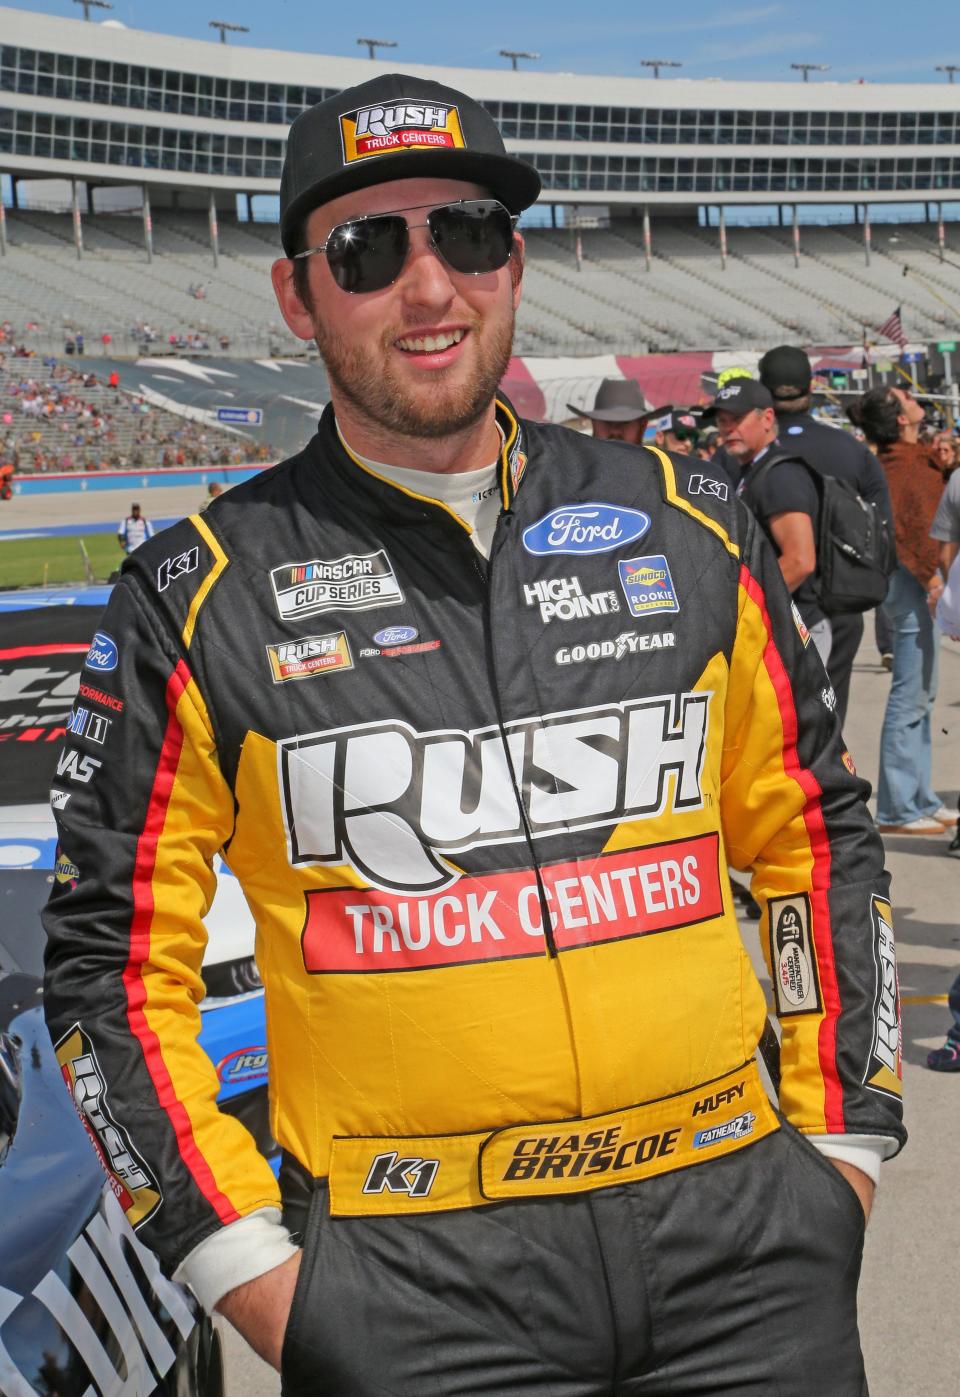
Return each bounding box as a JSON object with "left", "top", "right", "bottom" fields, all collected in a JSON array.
[
  {"left": 340, "top": 101, "right": 465, "bottom": 164},
  {"left": 617, "top": 554, "right": 680, "bottom": 618},
  {"left": 266, "top": 632, "right": 353, "bottom": 683},
  {"left": 55, "top": 1025, "right": 162, "bottom": 1228},
  {"left": 864, "top": 896, "right": 902, "bottom": 1100},
  {"left": 768, "top": 893, "right": 822, "bottom": 1016}
]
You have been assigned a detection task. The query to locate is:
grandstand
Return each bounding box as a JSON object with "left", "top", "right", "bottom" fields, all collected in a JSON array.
[{"left": 1, "top": 4, "right": 959, "bottom": 361}]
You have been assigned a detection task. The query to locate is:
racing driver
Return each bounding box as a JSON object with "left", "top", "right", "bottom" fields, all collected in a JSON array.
[{"left": 44, "top": 73, "right": 905, "bottom": 1395}]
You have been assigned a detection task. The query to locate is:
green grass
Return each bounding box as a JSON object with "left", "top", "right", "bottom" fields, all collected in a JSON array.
[{"left": 0, "top": 532, "right": 124, "bottom": 589}]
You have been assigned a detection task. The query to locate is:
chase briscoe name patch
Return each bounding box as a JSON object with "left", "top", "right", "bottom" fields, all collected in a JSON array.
[
  {"left": 271, "top": 551, "right": 403, "bottom": 621},
  {"left": 340, "top": 102, "right": 465, "bottom": 164},
  {"left": 618, "top": 555, "right": 680, "bottom": 618},
  {"left": 266, "top": 633, "right": 353, "bottom": 683}
]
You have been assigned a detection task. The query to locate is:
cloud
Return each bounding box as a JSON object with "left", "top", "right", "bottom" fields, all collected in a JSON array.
[{"left": 689, "top": 30, "right": 824, "bottom": 64}]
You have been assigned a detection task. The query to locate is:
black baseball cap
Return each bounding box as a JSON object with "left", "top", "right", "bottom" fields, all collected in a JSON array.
[
  {"left": 758, "top": 345, "right": 813, "bottom": 401},
  {"left": 656, "top": 409, "right": 700, "bottom": 439},
  {"left": 702, "top": 379, "right": 775, "bottom": 419},
  {"left": 280, "top": 73, "right": 542, "bottom": 256}
]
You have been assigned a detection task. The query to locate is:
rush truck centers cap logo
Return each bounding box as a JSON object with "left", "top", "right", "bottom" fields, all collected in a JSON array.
[{"left": 341, "top": 102, "right": 466, "bottom": 164}]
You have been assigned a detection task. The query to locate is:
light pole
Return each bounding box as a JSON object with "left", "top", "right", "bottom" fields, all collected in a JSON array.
[
  {"left": 790, "top": 63, "right": 830, "bottom": 81},
  {"left": 640, "top": 59, "right": 681, "bottom": 79},
  {"left": 72, "top": 0, "right": 113, "bottom": 19},
  {"left": 209, "top": 21, "right": 249, "bottom": 43},
  {"left": 499, "top": 50, "right": 541, "bottom": 71},
  {"left": 357, "top": 38, "right": 398, "bottom": 60},
  {"left": 935, "top": 65, "right": 960, "bottom": 83}
]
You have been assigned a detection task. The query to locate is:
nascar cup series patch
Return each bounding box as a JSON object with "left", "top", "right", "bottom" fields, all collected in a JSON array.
[{"left": 340, "top": 101, "right": 466, "bottom": 164}]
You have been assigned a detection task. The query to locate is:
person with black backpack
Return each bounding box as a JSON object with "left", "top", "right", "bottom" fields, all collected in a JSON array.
[
  {"left": 706, "top": 379, "right": 832, "bottom": 664},
  {"left": 759, "top": 346, "right": 894, "bottom": 725}
]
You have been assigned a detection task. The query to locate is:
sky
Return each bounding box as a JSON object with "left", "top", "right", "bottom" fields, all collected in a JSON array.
[{"left": 7, "top": 0, "right": 960, "bottom": 85}]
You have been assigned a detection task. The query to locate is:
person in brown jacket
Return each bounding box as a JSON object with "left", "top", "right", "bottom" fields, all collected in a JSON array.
[{"left": 848, "top": 386, "right": 953, "bottom": 833}]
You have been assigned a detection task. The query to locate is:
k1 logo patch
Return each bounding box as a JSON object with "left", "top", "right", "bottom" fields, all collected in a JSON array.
[
  {"left": 157, "top": 546, "right": 200, "bottom": 592},
  {"left": 618, "top": 555, "right": 680, "bottom": 618}
]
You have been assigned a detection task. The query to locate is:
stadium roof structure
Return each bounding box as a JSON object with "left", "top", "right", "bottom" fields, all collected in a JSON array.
[{"left": 3, "top": 4, "right": 960, "bottom": 212}]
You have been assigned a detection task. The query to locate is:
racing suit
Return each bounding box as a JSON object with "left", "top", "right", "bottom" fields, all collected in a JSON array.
[{"left": 44, "top": 400, "right": 904, "bottom": 1394}]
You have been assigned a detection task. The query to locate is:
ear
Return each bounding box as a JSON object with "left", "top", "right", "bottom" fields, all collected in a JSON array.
[
  {"left": 510, "top": 231, "right": 525, "bottom": 311},
  {"left": 271, "top": 258, "right": 317, "bottom": 342}
]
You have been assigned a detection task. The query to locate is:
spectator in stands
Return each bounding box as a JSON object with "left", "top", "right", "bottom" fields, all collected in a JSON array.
[
  {"left": 847, "top": 386, "right": 953, "bottom": 835},
  {"left": 708, "top": 378, "right": 829, "bottom": 663},
  {"left": 567, "top": 378, "right": 651, "bottom": 444},
  {"left": 652, "top": 409, "right": 699, "bottom": 456},
  {"left": 759, "top": 344, "right": 892, "bottom": 725},
  {"left": 117, "top": 502, "right": 155, "bottom": 555}
]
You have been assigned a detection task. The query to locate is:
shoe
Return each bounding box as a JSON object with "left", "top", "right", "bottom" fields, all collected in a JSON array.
[
  {"left": 929, "top": 805, "right": 957, "bottom": 826},
  {"left": 880, "top": 652, "right": 893, "bottom": 671},
  {"left": 876, "top": 816, "right": 947, "bottom": 835},
  {"left": 947, "top": 831, "right": 960, "bottom": 858},
  {"left": 926, "top": 1040, "right": 960, "bottom": 1072}
]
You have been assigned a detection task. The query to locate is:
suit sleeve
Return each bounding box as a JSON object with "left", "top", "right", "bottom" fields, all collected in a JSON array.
[
  {"left": 720, "top": 506, "right": 905, "bottom": 1153},
  {"left": 42, "top": 571, "right": 281, "bottom": 1272}
]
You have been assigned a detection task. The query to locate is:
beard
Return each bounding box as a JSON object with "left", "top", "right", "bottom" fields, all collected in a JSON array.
[{"left": 312, "top": 307, "right": 515, "bottom": 442}]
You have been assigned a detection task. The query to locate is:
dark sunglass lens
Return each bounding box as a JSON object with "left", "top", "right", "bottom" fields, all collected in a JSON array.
[
  {"left": 429, "top": 201, "right": 513, "bottom": 275},
  {"left": 326, "top": 215, "right": 408, "bottom": 293}
]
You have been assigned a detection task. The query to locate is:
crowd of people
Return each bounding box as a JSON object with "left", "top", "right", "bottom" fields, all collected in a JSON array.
[{"left": 0, "top": 345, "right": 273, "bottom": 473}]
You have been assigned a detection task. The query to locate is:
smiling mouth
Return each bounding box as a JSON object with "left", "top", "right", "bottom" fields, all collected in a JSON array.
[{"left": 395, "top": 329, "right": 466, "bottom": 354}]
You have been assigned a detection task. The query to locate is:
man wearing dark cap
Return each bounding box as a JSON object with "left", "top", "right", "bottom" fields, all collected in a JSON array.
[
  {"left": 566, "top": 377, "right": 654, "bottom": 444},
  {"left": 707, "top": 378, "right": 830, "bottom": 663},
  {"left": 760, "top": 345, "right": 893, "bottom": 722},
  {"left": 653, "top": 408, "right": 700, "bottom": 456},
  {"left": 43, "top": 73, "right": 902, "bottom": 1395}
]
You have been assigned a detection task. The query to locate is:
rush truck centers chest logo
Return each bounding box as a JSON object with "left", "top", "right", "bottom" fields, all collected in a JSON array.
[
  {"left": 340, "top": 102, "right": 465, "bottom": 163},
  {"left": 279, "top": 691, "right": 710, "bottom": 893},
  {"left": 266, "top": 633, "right": 353, "bottom": 683}
]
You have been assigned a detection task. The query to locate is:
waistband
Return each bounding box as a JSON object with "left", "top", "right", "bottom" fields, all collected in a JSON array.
[{"left": 326, "top": 1061, "right": 778, "bottom": 1218}]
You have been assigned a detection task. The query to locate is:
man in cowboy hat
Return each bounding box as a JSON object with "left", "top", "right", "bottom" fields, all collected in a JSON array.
[{"left": 567, "top": 377, "right": 662, "bottom": 444}]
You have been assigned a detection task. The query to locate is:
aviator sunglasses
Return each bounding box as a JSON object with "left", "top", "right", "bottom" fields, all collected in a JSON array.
[{"left": 292, "top": 198, "right": 518, "bottom": 294}]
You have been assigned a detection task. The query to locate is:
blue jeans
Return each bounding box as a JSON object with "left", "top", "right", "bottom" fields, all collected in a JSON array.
[{"left": 876, "top": 567, "right": 941, "bottom": 824}]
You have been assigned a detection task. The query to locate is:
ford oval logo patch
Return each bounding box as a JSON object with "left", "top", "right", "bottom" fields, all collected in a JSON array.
[
  {"left": 522, "top": 503, "right": 651, "bottom": 556},
  {"left": 373, "top": 625, "right": 418, "bottom": 646},
  {"left": 84, "top": 631, "right": 119, "bottom": 672}
]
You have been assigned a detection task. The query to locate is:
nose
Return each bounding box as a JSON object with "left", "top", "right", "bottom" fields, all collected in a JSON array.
[{"left": 397, "top": 225, "right": 458, "bottom": 311}]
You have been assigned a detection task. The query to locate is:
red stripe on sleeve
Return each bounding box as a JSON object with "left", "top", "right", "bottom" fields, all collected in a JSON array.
[
  {"left": 739, "top": 565, "right": 845, "bottom": 1132},
  {"left": 0, "top": 644, "right": 92, "bottom": 659},
  {"left": 122, "top": 658, "right": 240, "bottom": 1225}
]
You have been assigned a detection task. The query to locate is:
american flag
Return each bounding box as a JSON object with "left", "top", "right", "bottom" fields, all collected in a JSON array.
[{"left": 876, "top": 306, "right": 908, "bottom": 348}]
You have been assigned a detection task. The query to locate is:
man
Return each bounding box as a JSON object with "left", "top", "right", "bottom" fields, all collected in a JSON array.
[
  {"left": 652, "top": 408, "right": 699, "bottom": 456},
  {"left": 759, "top": 345, "right": 893, "bottom": 724},
  {"left": 567, "top": 377, "right": 658, "bottom": 444},
  {"left": 116, "top": 500, "right": 154, "bottom": 554},
  {"left": 709, "top": 377, "right": 831, "bottom": 665},
  {"left": 44, "top": 74, "right": 903, "bottom": 1395}
]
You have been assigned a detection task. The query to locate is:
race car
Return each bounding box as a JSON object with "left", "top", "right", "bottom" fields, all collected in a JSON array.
[{"left": 0, "top": 588, "right": 273, "bottom": 1391}]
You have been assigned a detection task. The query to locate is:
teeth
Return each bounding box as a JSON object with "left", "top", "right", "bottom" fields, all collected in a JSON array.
[{"left": 397, "top": 329, "right": 465, "bottom": 353}]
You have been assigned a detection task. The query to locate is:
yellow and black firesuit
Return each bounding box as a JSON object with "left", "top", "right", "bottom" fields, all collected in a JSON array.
[{"left": 44, "top": 399, "right": 903, "bottom": 1394}]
